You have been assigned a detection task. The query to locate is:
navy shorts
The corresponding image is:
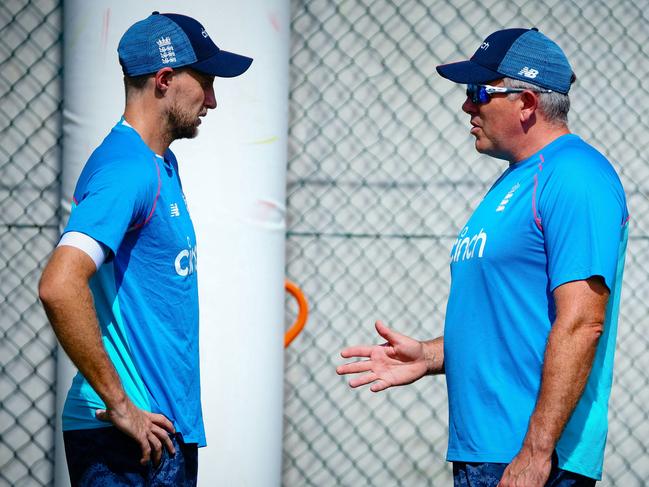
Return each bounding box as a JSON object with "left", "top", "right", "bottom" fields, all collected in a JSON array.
[
  {"left": 453, "top": 452, "right": 597, "bottom": 487},
  {"left": 63, "top": 426, "right": 198, "bottom": 486}
]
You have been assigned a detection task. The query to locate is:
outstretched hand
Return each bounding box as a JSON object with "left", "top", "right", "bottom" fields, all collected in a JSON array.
[
  {"left": 96, "top": 400, "right": 176, "bottom": 467},
  {"left": 336, "top": 321, "right": 431, "bottom": 392}
]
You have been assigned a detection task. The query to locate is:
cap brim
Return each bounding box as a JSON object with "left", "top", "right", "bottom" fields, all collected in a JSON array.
[
  {"left": 436, "top": 60, "right": 503, "bottom": 84},
  {"left": 190, "top": 49, "right": 253, "bottom": 78}
]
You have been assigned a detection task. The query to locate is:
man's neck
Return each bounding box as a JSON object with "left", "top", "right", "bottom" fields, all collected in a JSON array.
[
  {"left": 123, "top": 100, "right": 171, "bottom": 155},
  {"left": 509, "top": 125, "right": 571, "bottom": 164}
]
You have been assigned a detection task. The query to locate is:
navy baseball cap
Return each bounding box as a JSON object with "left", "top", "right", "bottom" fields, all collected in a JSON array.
[
  {"left": 118, "top": 12, "right": 253, "bottom": 78},
  {"left": 436, "top": 28, "right": 575, "bottom": 94}
]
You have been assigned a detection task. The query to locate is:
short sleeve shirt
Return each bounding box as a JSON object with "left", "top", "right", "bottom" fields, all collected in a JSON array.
[
  {"left": 62, "top": 119, "right": 205, "bottom": 446},
  {"left": 444, "top": 134, "right": 628, "bottom": 479}
]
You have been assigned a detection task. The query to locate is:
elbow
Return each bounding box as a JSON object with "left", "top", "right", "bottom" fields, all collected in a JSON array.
[
  {"left": 556, "top": 318, "right": 604, "bottom": 344},
  {"left": 593, "top": 321, "right": 604, "bottom": 339},
  {"left": 581, "top": 320, "right": 604, "bottom": 343},
  {"left": 38, "top": 272, "right": 60, "bottom": 309},
  {"left": 39, "top": 246, "right": 95, "bottom": 313},
  {"left": 38, "top": 266, "right": 71, "bottom": 310}
]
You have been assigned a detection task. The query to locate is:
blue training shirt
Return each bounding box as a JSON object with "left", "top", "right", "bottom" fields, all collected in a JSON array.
[
  {"left": 61, "top": 119, "right": 205, "bottom": 446},
  {"left": 444, "top": 134, "right": 628, "bottom": 479}
]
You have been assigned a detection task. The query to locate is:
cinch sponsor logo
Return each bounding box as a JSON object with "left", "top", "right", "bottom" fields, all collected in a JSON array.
[
  {"left": 175, "top": 237, "right": 197, "bottom": 276},
  {"left": 451, "top": 226, "right": 488, "bottom": 262}
]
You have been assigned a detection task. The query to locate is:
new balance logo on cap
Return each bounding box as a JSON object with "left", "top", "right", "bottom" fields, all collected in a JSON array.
[{"left": 518, "top": 67, "right": 539, "bottom": 79}]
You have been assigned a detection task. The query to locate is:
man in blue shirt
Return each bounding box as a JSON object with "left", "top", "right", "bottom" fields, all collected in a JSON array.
[
  {"left": 337, "top": 28, "right": 628, "bottom": 487},
  {"left": 38, "top": 12, "right": 251, "bottom": 486}
]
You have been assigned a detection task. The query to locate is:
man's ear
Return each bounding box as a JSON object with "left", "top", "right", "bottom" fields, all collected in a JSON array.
[
  {"left": 519, "top": 90, "right": 539, "bottom": 124},
  {"left": 154, "top": 67, "right": 174, "bottom": 94}
]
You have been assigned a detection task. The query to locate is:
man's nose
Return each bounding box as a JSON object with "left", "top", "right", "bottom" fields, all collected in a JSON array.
[
  {"left": 204, "top": 86, "right": 217, "bottom": 109},
  {"left": 462, "top": 96, "right": 477, "bottom": 114}
]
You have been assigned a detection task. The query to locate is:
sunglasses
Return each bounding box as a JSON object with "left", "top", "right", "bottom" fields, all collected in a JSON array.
[{"left": 466, "top": 84, "right": 554, "bottom": 104}]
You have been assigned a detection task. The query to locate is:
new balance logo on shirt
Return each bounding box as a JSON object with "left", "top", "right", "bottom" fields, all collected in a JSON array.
[{"left": 170, "top": 203, "right": 180, "bottom": 217}]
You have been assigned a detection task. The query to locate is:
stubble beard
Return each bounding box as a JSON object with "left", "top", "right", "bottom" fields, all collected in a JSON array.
[{"left": 166, "top": 103, "right": 199, "bottom": 142}]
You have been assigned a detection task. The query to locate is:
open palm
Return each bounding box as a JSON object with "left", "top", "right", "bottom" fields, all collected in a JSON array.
[{"left": 336, "top": 321, "right": 429, "bottom": 392}]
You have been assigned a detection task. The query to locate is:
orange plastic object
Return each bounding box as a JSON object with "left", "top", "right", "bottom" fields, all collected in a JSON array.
[{"left": 285, "top": 280, "right": 308, "bottom": 348}]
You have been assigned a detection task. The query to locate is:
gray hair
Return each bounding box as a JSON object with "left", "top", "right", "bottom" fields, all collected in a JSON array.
[{"left": 503, "top": 77, "right": 570, "bottom": 126}]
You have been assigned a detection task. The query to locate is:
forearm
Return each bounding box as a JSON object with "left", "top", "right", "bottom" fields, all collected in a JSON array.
[
  {"left": 422, "top": 336, "right": 445, "bottom": 375},
  {"left": 39, "top": 249, "right": 128, "bottom": 410},
  {"left": 522, "top": 319, "right": 602, "bottom": 454}
]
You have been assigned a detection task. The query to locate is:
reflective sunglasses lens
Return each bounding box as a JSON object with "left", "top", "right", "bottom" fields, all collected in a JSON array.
[
  {"left": 466, "top": 84, "right": 487, "bottom": 104},
  {"left": 466, "top": 84, "right": 476, "bottom": 103}
]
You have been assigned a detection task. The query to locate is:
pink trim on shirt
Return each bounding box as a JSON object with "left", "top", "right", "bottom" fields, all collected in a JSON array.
[
  {"left": 532, "top": 154, "right": 544, "bottom": 232},
  {"left": 128, "top": 156, "right": 162, "bottom": 231}
]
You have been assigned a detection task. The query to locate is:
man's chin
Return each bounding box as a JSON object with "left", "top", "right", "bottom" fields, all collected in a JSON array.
[
  {"left": 173, "top": 127, "right": 199, "bottom": 141},
  {"left": 475, "top": 143, "right": 510, "bottom": 162},
  {"left": 474, "top": 139, "right": 487, "bottom": 154}
]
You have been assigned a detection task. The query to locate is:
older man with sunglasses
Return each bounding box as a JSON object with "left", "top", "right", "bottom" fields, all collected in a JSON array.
[{"left": 338, "top": 28, "right": 628, "bottom": 487}]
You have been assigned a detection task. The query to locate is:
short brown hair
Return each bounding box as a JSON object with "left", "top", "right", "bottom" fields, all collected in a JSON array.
[{"left": 123, "top": 73, "right": 152, "bottom": 97}]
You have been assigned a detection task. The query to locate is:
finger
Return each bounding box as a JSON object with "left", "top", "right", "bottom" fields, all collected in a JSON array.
[
  {"left": 340, "top": 346, "right": 373, "bottom": 358},
  {"left": 349, "top": 372, "right": 378, "bottom": 388},
  {"left": 139, "top": 437, "right": 152, "bottom": 466},
  {"left": 496, "top": 468, "right": 511, "bottom": 487},
  {"left": 375, "top": 320, "right": 401, "bottom": 343},
  {"left": 149, "top": 413, "right": 176, "bottom": 434},
  {"left": 148, "top": 432, "right": 163, "bottom": 467},
  {"left": 95, "top": 409, "right": 110, "bottom": 422},
  {"left": 153, "top": 426, "right": 176, "bottom": 456},
  {"left": 370, "top": 380, "right": 390, "bottom": 393},
  {"left": 336, "top": 360, "right": 373, "bottom": 376}
]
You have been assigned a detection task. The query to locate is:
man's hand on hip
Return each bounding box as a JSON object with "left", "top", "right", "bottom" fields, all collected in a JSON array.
[
  {"left": 497, "top": 447, "right": 552, "bottom": 487},
  {"left": 96, "top": 399, "right": 176, "bottom": 467}
]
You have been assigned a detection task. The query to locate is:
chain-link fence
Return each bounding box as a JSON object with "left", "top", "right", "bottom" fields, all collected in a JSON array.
[
  {"left": 0, "top": 0, "right": 61, "bottom": 486},
  {"left": 2, "top": 0, "right": 649, "bottom": 486},
  {"left": 284, "top": 1, "right": 649, "bottom": 486}
]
